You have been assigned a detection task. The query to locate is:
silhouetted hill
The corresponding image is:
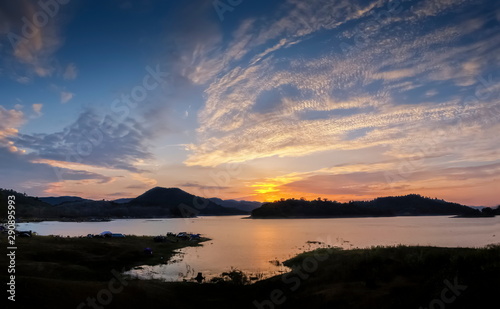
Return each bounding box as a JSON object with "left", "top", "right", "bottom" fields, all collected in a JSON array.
[
  {"left": 209, "top": 198, "right": 261, "bottom": 212},
  {"left": 129, "top": 187, "right": 246, "bottom": 216},
  {"left": 251, "top": 194, "right": 486, "bottom": 218},
  {"left": 1, "top": 188, "right": 48, "bottom": 206},
  {"left": 3, "top": 187, "right": 495, "bottom": 221},
  {"left": 1, "top": 187, "right": 245, "bottom": 220},
  {"left": 362, "top": 195, "right": 478, "bottom": 216},
  {"left": 1, "top": 188, "right": 52, "bottom": 218},
  {"left": 40, "top": 196, "right": 92, "bottom": 206},
  {"left": 112, "top": 198, "right": 133, "bottom": 204}
]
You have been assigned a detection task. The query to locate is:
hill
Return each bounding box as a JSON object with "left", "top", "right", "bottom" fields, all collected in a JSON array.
[
  {"left": 40, "top": 196, "right": 92, "bottom": 206},
  {"left": 251, "top": 194, "right": 492, "bottom": 218},
  {"left": 209, "top": 198, "right": 261, "bottom": 212},
  {"left": 112, "top": 198, "right": 133, "bottom": 204},
  {"left": 0, "top": 188, "right": 53, "bottom": 218},
  {"left": 128, "top": 187, "right": 246, "bottom": 216}
]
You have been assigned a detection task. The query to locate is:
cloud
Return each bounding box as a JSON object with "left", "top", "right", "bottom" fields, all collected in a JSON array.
[
  {"left": 107, "top": 191, "right": 129, "bottom": 197},
  {"left": 126, "top": 184, "right": 149, "bottom": 190},
  {"left": 408, "top": 0, "right": 475, "bottom": 21},
  {"left": 0, "top": 145, "right": 113, "bottom": 195},
  {"left": 178, "top": 181, "right": 230, "bottom": 191},
  {"left": 165, "top": 1, "right": 223, "bottom": 85},
  {"left": 60, "top": 91, "right": 74, "bottom": 103},
  {"left": 13, "top": 109, "right": 153, "bottom": 172},
  {"left": 183, "top": 0, "right": 500, "bottom": 168},
  {"left": 0, "top": 105, "right": 24, "bottom": 142},
  {"left": 15, "top": 76, "right": 30, "bottom": 84},
  {"left": 32, "top": 103, "right": 42, "bottom": 117},
  {"left": 282, "top": 161, "right": 500, "bottom": 199},
  {"left": 63, "top": 63, "right": 77, "bottom": 80},
  {"left": 373, "top": 69, "right": 418, "bottom": 81},
  {"left": 167, "top": 0, "right": 383, "bottom": 86},
  {"left": 0, "top": 0, "right": 65, "bottom": 77},
  {"left": 131, "top": 173, "right": 157, "bottom": 187}
]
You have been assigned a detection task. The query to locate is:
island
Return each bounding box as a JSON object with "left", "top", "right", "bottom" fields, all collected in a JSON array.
[{"left": 251, "top": 194, "right": 499, "bottom": 218}]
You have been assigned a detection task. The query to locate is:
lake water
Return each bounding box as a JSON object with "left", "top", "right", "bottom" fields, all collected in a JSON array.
[{"left": 18, "top": 216, "right": 500, "bottom": 282}]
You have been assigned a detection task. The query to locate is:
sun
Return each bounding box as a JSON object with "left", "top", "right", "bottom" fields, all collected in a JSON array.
[
  {"left": 251, "top": 183, "right": 279, "bottom": 194},
  {"left": 249, "top": 183, "right": 282, "bottom": 202}
]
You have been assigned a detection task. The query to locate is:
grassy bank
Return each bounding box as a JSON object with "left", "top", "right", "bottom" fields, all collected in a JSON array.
[{"left": 1, "top": 234, "right": 499, "bottom": 309}]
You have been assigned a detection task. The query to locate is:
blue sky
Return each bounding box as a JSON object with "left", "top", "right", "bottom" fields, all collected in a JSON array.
[{"left": 1, "top": 0, "right": 499, "bottom": 206}]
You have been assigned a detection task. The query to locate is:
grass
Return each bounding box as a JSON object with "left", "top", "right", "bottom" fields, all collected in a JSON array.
[
  {"left": 1, "top": 234, "right": 499, "bottom": 309},
  {"left": 276, "top": 244, "right": 500, "bottom": 308}
]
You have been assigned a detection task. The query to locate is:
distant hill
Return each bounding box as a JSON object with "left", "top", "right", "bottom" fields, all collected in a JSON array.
[
  {"left": 209, "top": 198, "right": 261, "bottom": 212},
  {"left": 251, "top": 194, "right": 489, "bottom": 218},
  {"left": 112, "top": 198, "right": 133, "bottom": 204},
  {"left": 469, "top": 206, "right": 486, "bottom": 210},
  {"left": 40, "top": 196, "right": 93, "bottom": 206},
  {"left": 129, "top": 187, "right": 246, "bottom": 216}
]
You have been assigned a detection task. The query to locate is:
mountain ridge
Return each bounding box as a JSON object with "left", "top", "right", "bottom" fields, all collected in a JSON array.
[
  {"left": 209, "top": 197, "right": 262, "bottom": 212},
  {"left": 2, "top": 188, "right": 497, "bottom": 221}
]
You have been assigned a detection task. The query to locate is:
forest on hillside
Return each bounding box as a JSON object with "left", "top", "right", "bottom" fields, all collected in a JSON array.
[{"left": 251, "top": 194, "right": 499, "bottom": 218}]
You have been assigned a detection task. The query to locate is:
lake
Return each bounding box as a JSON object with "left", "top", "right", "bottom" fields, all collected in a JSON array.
[{"left": 18, "top": 215, "right": 500, "bottom": 282}]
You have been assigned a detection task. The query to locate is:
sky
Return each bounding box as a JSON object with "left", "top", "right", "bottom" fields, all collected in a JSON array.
[{"left": 0, "top": 0, "right": 499, "bottom": 206}]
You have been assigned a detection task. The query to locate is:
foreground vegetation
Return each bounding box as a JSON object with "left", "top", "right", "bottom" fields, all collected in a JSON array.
[{"left": 1, "top": 234, "right": 499, "bottom": 309}]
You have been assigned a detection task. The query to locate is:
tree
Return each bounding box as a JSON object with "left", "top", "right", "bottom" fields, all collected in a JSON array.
[{"left": 481, "top": 207, "right": 494, "bottom": 216}]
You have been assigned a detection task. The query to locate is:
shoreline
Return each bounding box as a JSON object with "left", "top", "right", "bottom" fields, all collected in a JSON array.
[
  {"left": 9, "top": 212, "right": 498, "bottom": 224},
  {"left": 248, "top": 213, "right": 497, "bottom": 219}
]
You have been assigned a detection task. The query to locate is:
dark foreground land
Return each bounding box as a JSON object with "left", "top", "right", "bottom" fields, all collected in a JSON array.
[{"left": 1, "top": 235, "right": 499, "bottom": 309}]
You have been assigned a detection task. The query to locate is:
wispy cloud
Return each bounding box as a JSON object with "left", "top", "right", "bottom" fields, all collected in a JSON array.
[
  {"left": 60, "top": 91, "right": 74, "bottom": 103},
  {"left": 178, "top": 181, "right": 230, "bottom": 191},
  {"left": 183, "top": 0, "right": 500, "bottom": 170},
  {"left": 32, "top": 103, "right": 43, "bottom": 117},
  {"left": 63, "top": 63, "right": 77, "bottom": 80}
]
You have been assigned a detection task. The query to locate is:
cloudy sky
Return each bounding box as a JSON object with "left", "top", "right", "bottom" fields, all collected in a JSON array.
[{"left": 1, "top": 0, "right": 499, "bottom": 206}]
